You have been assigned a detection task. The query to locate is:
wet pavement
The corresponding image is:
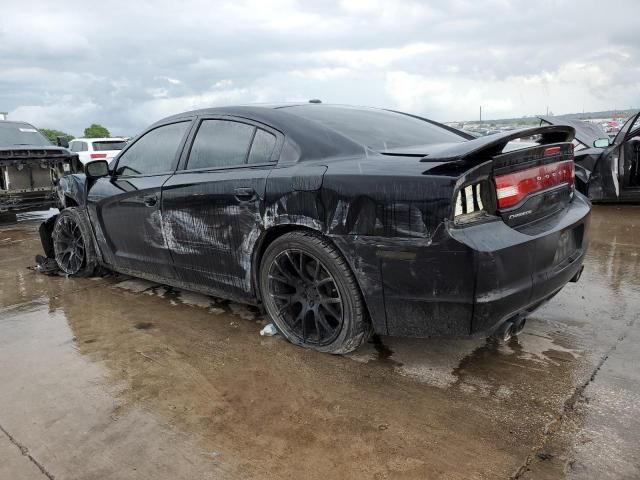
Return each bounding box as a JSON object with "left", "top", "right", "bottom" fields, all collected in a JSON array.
[{"left": 0, "top": 205, "right": 639, "bottom": 479}]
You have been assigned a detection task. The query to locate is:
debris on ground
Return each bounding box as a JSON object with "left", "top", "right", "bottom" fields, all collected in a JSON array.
[
  {"left": 31, "top": 254, "right": 60, "bottom": 275},
  {"left": 260, "top": 323, "right": 279, "bottom": 336}
]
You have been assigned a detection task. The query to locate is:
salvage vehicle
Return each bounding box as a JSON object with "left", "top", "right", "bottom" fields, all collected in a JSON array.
[
  {"left": 0, "top": 120, "right": 77, "bottom": 215},
  {"left": 44, "top": 104, "right": 590, "bottom": 353},
  {"left": 540, "top": 111, "right": 640, "bottom": 202}
]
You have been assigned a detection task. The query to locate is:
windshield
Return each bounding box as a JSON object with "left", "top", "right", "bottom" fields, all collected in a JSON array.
[
  {"left": 284, "top": 105, "right": 466, "bottom": 151},
  {"left": 93, "top": 140, "right": 126, "bottom": 151},
  {"left": 0, "top": 122, "right": 52, "bottom": 147}
]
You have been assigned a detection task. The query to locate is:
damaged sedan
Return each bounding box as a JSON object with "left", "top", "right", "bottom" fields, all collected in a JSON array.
[
  {"left": 42, "top": 104, "right": 590, "bottom": 353},
  {"left": 540, "top": 111, "right": 640, "bottom": 202}
]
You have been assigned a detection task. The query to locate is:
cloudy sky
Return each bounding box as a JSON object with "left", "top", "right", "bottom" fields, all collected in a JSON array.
[{"left": 1, "top": 0, "right": 638, "bottom": 136}]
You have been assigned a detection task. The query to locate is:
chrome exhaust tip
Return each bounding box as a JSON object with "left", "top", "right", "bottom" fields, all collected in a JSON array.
[
  {"left": 492, "top": 320, "right": 514, "bottom": 343},
  {"left": 512, "top": 317, "right": 526, "bottom": 336},
  {"left": 570, "top": 265, "right": 584, "bottom": 283}
]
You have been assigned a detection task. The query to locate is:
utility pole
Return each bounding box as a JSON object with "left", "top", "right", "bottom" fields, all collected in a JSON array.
[{"left": 479, "top": 105, "right": 482, "bottom": 122}]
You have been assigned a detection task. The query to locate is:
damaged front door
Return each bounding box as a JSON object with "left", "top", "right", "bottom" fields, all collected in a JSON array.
[
  {"left": 162, "top": 117, "right": 280, "bottom": 299},
  {"left": 87, "top": 120, "right": 192, "bottom": 278}
]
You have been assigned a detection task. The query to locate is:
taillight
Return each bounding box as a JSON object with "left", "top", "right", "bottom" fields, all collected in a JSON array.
[
  {"left": 495, "top": 160, "right": 574, "bottom": 209},
  {"left": 454, "top": 181, "right": 488, "bottom": 224},
  {"left": 90, "top": 153, "right": 107, "bottom": 159}
]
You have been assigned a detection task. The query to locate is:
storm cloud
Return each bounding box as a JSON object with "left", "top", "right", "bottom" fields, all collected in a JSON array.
[{"left": 1, "top": 0, "right": 638, "bottom": 136}]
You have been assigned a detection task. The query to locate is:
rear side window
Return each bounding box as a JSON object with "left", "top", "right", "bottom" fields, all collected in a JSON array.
[
  {"left": 248, "top": 129, "right": 276, "bottom": 164},
  {"left": 71, "top": 141, "right": 88, "bottom": 152},
  {"left": 115, "top": 122, "right": 189, "bottom": 176},
  {"left": 187, "top": 120, "right": 255, "bottom": 169},
  {"left": 285, "top": 105, "right": 466, "bottom": 151},
  {"left": 93, "top": 141, "right": 126, "bottom": 151}
]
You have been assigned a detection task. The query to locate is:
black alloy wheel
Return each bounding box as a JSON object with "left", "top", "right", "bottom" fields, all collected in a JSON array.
[
  {"left": 268, "top": 249, "right": 343, "bottom": 345},
  {"left": 53, "top": 214, "right": 86, "bottom": 274},
  {"left": 259, "top": 231, "right": 371, "bottom": 354},
  {"left": 51, "top": 207, "right": 97, "bottom": 277}
]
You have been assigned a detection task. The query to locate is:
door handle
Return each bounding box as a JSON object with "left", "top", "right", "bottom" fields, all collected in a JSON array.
[
  {"left": 234, "top": 187, "right": 256, "bottom": 201},
  {"left": 143, "top": 195, "right": 157, "bottom": 207}
]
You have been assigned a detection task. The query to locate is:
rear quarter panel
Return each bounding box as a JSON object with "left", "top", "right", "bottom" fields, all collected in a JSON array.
[{"left": 265, "top": 155, "right": 472, "bottom": 336}]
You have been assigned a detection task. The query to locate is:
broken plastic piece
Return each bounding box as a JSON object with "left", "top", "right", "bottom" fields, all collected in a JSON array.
[
  {"left": 260, "top": 323, "right": 279, "bottom": 336},
  {"left": 33, "top": 254, "right": 60, "bottom": 275}
]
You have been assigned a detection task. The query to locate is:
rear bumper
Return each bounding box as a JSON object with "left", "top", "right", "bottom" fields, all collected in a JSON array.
[
  {"left": 332, "top": 193, "right": 591, "bottom": 338},
  {"left": 459, "top": 193, "right": 590, "bottom": 335}
]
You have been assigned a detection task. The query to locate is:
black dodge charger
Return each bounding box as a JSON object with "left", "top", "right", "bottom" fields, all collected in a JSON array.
[{"left": 46, "top": 104, "right": 590, "bottom": 353}]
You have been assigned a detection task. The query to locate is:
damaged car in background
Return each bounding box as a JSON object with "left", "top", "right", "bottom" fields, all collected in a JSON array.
[
  {"left": 40, "top": 104, "right": 591, "bottom": 353},
  {"left": 0, "top": 120, "right": 78, "bottom": 217},
  {"left": 540, "top": 111, "right": 640, "bottom": 202}
]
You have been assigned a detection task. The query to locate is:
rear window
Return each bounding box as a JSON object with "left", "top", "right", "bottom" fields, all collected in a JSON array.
[
  {"left": 93, "top": 141, "right": 126, "bottom": 151},
  {"left": 0, "top": 123, "right": 51, "bottom": 147},
  {"left": 284, "top": 105, "right": 466, "bottom": 151}
]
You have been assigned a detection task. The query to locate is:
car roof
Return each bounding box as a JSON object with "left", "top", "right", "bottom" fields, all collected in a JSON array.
[
  {"left": 72, "top": 137, "right": 126, "bottom": 142},
  {"left": 151, "top": 103, "right": 372, "bottom": 162},
  {"left": 0, "top": 120, "right": 38, "bottom": 129},
  {"left": 154, "top": 103, "right": 347, "bottom": 123},
  {"left": 539, "top": 116, "right": 607, "bottom": 147}
]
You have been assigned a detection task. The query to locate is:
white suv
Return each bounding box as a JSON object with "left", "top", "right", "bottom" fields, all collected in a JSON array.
[{"left": 68, "top": 138, "right": 127, "bottom": 164}]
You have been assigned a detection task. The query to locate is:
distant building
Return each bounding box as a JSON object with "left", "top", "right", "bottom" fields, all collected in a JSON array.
[{"left": 0, "top": 112, "right": 7, "bottom": 121}]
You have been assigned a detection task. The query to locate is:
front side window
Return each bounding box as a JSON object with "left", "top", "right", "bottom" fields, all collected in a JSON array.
[
  {"left": 187, "top": 120, "right": 255, "bottom": 169},
  {"left": 115, "top": 122, "right": 190, "bottom": 176}
]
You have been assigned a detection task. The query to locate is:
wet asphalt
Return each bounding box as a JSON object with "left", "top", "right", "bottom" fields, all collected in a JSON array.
[{"left": 0, "top": 205, "right": 638, "bottom": 480}]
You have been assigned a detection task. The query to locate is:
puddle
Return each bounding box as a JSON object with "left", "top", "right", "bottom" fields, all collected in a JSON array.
[{"left": 1, "top": 205, "right": 640, "bottom": 479}]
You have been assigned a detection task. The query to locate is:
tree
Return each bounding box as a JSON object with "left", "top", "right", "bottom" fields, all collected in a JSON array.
[
  {"left": 39, "top": 128, "right": 74, "bottom": 144},
  {"left": 84, "top": 123, "right": 110, "bottom": 138}
]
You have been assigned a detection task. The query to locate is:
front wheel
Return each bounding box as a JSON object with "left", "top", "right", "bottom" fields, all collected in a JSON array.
[
  {"left": 259, "top": 231, "right": 371, "bottom": 354},
  {"left": 52, "top": 207, "right": 98, "bottom": 276}
]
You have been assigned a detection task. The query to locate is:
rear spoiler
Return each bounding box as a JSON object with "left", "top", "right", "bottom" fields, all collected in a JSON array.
[{"left": 421, "top": 125, "right": 575, "bottom": 163}]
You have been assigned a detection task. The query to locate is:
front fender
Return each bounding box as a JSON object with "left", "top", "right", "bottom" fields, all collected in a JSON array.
[{"left": 57, "top": 174, "right": 87, "bottom": 208}]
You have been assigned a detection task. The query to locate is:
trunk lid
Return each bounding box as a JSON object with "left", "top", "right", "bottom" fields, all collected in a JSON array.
[{"left": 418, "top": 125, "right": 577, "bottom": 229}]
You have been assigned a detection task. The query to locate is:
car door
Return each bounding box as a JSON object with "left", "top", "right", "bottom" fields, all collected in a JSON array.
[
  {"left": 617, "top": 112, "right": 640, "bottom": 195},
  {"left": 161, "top": 116, "right": 281, "bottom": 299},
  {"left": 86, "top": 120, "right": 193, "bottom": 278}
]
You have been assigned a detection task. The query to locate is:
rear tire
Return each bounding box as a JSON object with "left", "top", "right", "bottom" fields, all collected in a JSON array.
[
  {"left": 52, "top": 207, "right": 98, "bottom": 277},
  {"left": 259, "top": 231, "right": 371, "bottom": 354}
]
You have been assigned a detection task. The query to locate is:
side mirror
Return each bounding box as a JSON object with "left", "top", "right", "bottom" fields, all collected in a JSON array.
[
  {"left": 85, "top": 160, "right": 110, "bottom": 179},
  {"left": 57, "top": 136, "right": 69, "bottom": 148},
  {"left": 593, "top": 138, "right": 610, "bottom": 148}
]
